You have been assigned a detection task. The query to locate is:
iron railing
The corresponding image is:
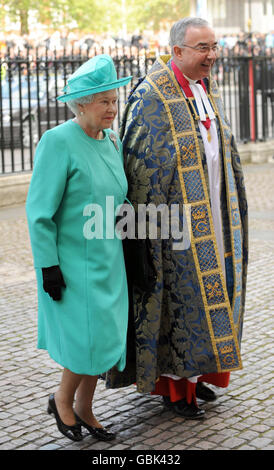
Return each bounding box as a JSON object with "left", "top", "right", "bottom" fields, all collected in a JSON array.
[{"left": 0, "top": 47, "right": 273, "bottom": 173}]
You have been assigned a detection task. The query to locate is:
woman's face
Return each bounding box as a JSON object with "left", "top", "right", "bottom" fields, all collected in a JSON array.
[{"left": 79, "top": 89, "right": 118, "bottom": 130}]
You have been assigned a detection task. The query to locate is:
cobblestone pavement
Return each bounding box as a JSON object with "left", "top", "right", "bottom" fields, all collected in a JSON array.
[{"left": 0, "top": 163, "right": 273, "bottom": 452}]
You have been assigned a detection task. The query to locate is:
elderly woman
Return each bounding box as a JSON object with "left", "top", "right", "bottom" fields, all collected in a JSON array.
[{"left": 26, "top": 55, "right": 132, "bottom": 442}]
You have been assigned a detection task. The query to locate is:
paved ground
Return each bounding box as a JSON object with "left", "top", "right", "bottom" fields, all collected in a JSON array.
[{"left": 0, "top": 162, "right": 273, "bottom": 452}]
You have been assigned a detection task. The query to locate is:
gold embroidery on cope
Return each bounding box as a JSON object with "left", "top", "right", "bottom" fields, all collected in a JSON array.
[
  {"left": 156, "top": 75, "right": 176, "bottom": 96},
  {"left": 196, "top": 222, "right": 208, "bottom": 233},
  {"left": 220, "top": 345, "right": 234, "bottom": 354},
  {"left": 156, "top": 76, "right": 169, "bottom": 86},
  {"left": 193, "top": 210, "right": 208, "bottom": 234},
  {"left": 207, "top": 281, "right": 222, "bottom": 299},
  {"left": 148, "top": 57, "right": 243, "bottom": 373},
  {"left": 206, "top": 78, "right": 244, "bottom": 354},
  {"left": 181, "top": 143, "right": 195, "bottom": 160},
  {"left": 193, "top": 209, "right": 206, "bottom": 220},
  {"left": 149, "top": 61, "right": 224, "bottom": 371}
]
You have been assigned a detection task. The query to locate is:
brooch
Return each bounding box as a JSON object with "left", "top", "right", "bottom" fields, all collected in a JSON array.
[{"left": 109, "top": 133, "right": 119, "bottom": 152}]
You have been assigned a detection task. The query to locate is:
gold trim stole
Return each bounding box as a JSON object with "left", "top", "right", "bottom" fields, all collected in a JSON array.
[{"left": 146, "top": 56, "right": 243, "bottom": 373}]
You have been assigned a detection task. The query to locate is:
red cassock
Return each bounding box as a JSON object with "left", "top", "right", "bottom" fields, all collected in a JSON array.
[{"left": 152, "top": 373, "right": 230, "bottom": 405}]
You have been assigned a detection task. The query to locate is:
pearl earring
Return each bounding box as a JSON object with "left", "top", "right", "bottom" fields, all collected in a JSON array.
[{"left": 80, "top": 111, "right": 84, "bottom": 116}]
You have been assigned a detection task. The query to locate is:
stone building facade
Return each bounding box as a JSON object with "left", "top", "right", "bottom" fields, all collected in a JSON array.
[{"left": 190, "top": 0, "right": 274, "bottom": 33}]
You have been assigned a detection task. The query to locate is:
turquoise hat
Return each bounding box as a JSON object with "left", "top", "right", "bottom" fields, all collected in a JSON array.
[{"left": 57, "top": 54, "right": 132, "bottom": 103}]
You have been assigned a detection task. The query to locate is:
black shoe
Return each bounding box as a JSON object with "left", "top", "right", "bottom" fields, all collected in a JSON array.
[
  {"left": 74, "top": 413, "right": 116, "bottom": 441},
  {"left": 47, "top": 394, "right": 83, "bottom": 442},
  {"left": 196, "top": 382, "right": 217, "bottom": 402},
  {"left": 174, "top": 398, "right": 205, "bottom": 419},
  {"left": 162, "top": 395, "right": 174, "bottom": 410},
  {"left": 163, "top": 396, "right": 205, "bottom": 419}
]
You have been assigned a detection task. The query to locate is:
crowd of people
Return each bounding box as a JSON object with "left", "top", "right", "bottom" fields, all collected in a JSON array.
[{"left": 0, "top": 28, "right": 273, "bottom": 58}]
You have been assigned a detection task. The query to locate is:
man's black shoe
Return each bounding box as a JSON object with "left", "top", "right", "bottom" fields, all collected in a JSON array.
[
  {"left": 196, "top": 382, "right": 217, "bottom": 402},
  {"left": 162, "top": 395, "right": 173, "bottom": 410},
  {"left": 162, "top": 396, "right": 205, "bottom": 419}
]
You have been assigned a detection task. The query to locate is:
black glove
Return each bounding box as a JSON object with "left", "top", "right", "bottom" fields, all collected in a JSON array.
[{"left": 42, "top": 265, "right": 66, "bottom": 301}]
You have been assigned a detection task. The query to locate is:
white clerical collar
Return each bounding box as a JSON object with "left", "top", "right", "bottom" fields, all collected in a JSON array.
[
  {"left": 184, "top": 74, "right": 215, "bottom": 122},
  {"left": 184, "top": 74, "right": 198, "bottom": 85}
]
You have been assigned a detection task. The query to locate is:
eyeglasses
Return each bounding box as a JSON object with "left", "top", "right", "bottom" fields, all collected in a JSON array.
[{"left": 181, "top": 44, "right": 219, "bottom": 54}]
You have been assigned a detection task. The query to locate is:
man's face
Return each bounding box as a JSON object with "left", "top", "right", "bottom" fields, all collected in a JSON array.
[{"left": 173, "top": 26, "right": 218, "bottom": 80}]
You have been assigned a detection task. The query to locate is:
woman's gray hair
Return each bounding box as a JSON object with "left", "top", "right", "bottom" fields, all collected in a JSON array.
[
  {"left": 66, "top": 94, "right": 95, "bottom": 115},
  {"left": 169, "top": 17, "right": 210, "bottom": 51}
]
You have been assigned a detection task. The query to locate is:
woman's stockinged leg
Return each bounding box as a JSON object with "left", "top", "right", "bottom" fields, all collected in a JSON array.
[
  {"left": 74, "top": 375, "right": 103, "bottom": 428},
  {"left": 54, "top": 368, "right": 83, "bottom": 426}
]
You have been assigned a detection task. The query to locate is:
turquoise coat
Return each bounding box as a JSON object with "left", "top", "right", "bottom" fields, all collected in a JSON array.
[{"left": 26, "top": 120, "right": 128, "bottom": 375}]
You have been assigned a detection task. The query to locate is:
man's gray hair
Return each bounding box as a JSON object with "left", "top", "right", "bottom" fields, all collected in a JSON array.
[
  {"left": 169, "top": 17, "right": 210, "bottom": 51},
  {"left": 66, "top": 94, "right": 95, "bottom": 115}
]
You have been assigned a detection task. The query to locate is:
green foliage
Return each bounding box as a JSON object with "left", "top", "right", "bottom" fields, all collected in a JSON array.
[
  {"left": 129, "top": 0, "right": 191, "bottom": 31},
  {"left": 2, "top": 0, "right": 190, "bottom": 35}
]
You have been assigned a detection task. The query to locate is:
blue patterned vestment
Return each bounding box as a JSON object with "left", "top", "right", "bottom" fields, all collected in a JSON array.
[{"left": 107, "top": 55, "right": 248, "bottom": 393}]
